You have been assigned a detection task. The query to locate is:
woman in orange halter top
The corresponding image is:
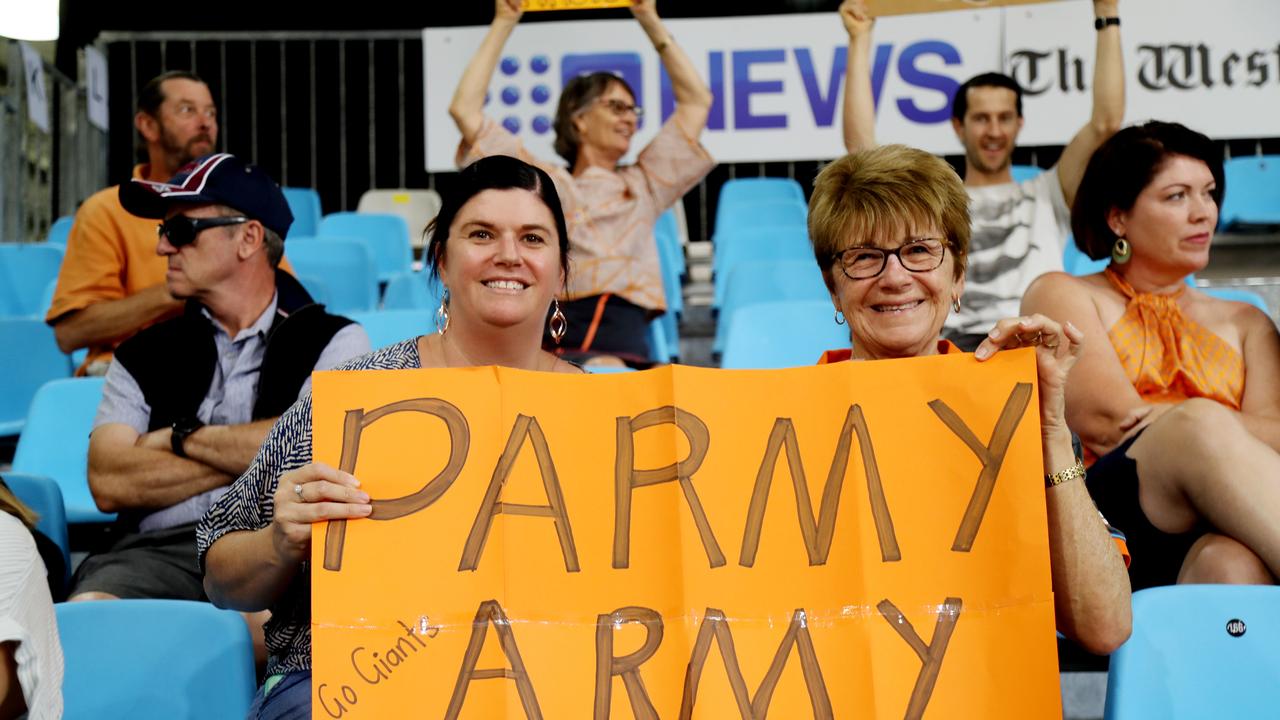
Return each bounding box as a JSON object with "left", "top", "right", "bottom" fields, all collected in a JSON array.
[{"left": 1023, "top": 121, "right": 1280, "bottom": 591}]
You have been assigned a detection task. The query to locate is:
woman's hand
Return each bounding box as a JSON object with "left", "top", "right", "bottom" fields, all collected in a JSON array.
[
  {"left": 630, "top": 0, "right": 659, "bottom": 22},
  {"left": 839, "top": 0, "right": 874, "bottom": 39},
  {"left": 270, "top": 462, "right": 371, "bottom": 564},
  {"left": 975, "top": 314, "right": 1084, "bottom": 434},
  {"left": 495, "top": 0, "right": 523, "bottom": 24}
]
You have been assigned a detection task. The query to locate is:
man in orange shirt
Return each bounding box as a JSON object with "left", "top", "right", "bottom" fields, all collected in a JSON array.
[{"left": 47, "top": 71, "right": 218, "bottom": 375}]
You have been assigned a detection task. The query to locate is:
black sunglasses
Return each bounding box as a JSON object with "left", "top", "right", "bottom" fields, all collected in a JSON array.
[{"left": 157, "top": 214, "right": 251, "bottom": 248}]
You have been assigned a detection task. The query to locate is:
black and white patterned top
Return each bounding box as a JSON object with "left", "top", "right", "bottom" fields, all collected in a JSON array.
[{"left": 196, "top": 338, "right": 422, "bottom": 677}]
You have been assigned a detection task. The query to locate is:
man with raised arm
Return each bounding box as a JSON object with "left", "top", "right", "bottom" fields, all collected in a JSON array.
[{"left": 840, "top": 0, "right": 1124, "bottom": 349}]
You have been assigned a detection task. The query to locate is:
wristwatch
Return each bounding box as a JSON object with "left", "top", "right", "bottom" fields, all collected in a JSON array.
[
  {"left": 1094, "top": 17, "right": 1120, "bottom": 30},
  {"left": 171, "top": 417, "right": 204, "bottom": 458}
]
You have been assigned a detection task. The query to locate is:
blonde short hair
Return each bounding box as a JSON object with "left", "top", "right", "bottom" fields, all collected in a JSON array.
[{"left": 809, "top": 145, "right": 970, "bottom": 291}]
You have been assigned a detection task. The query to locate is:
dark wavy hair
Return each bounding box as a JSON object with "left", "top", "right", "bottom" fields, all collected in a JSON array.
[
  {"left": 951, "top": 72, "right": 1023, "bottom": 121},
  {"left": 1072, "top": 121, "right": 1224, "bottom": 260},
  {"left": 552, "top": 72, "right": 636, "bottom": 169},
  {"left": 425, "top": 155, "right": 571, "bottom": 284}
]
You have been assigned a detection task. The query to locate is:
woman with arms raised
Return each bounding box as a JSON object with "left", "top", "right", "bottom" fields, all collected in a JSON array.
[
  {"left": 1022, "top": 121, "right": 1280, "bottom": 590},
  {"left": 810, "top": 145, "right": 1132, "bottom": 654},
  {"left": 198, "top": 155, "right": 583, "bottom": 719},
  {"left": 449, "top": 0, "right": 714, "bottom": 366}
]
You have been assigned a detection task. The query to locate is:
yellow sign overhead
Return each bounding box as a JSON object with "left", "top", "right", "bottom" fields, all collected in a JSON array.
[
  {"left": 311, "top": 352, "right": 1061, "bottom": 718},
  {"left": 524, "top": 0, "right": 632, "bottom": 12}
]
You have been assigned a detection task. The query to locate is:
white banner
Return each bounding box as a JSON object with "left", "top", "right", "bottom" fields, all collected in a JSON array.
[
  {"left": 423, "top": 0, "right": 1280, "bottom": 172},
  {"left": 19, "top": 42, "right": 50, "bottom": 134},
  {"left": 85, "top": 45, "right": 110, "bottom": 133}
]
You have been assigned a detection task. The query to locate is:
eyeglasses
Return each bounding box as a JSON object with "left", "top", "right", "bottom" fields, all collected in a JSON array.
[
  {"left": 833, "top": 238, "right": 947, "bottom": 280},
  {"left": 596, "top": 98, "right": 644, "bottom": 119},
  {"left": 158, "top": 214, "right": 250, "bottom": 248}
]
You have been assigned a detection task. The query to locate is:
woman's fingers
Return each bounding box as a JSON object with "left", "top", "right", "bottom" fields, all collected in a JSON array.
[{"left": 975, "top": 314, "right": 1080, "bottom": 361}]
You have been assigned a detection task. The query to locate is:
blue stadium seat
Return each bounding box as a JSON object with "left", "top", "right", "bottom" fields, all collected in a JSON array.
[
  {"left": 715, "top": 177, "right": 805, "bottom": 234},
  {"left": 57, "top": 599, "right": 256, "bottom": 720},
  {"left": 3, "top": 472, "right": 70, "bottom": 587},
  {"left": 1201, "top": 286, "right": 1272, "bottom": 314},
  {"left": 1062, "top": 236, "right": 1109, "bottom": 276},
  {"left": 349, "top": 309, "right": 431, "bottom": 350},
  {"left": 285, "top": 237, "right": 379, "bottom": 314},
  {"left": 319, "top": 211, "right": 413, "bottom": 283},
  {"left": 714, "top": 259, "right": 831, "bottom": 357},
  {"left": 0, "top": 243, "right": 65, "bottom": 317},
  {"left": 720, "top": 300, "right": 849, "bottom": 369},
  {"left": 1010, "top": 164, "right": 1043, "bottom": 184},
  {"left": 1105, "top": 585, "right": 1280, "bottom": 719},
  {"left": 0, "top": 318, "right": 73, "bottom": 436},
  {"left": 381, "top": 270, "right": 445, "bottom": 311},
  {"left": 47, "top": 215, "right": 75, "bottom": 246},
  {"left": 713, "top": 200, "right": 808, "bottom": 273},
  {"left": 656, "top": 209, "right": 686, "bottom": 280},
  {"left": 1219, "top": 155, "right": 1280, "bottom": 228},
  {"left": 655, "top": 214, "right": 684, "bottom": 319},
  {"left": 713, "top": 224, "right": 813, "bottom": 311},
  {"left": 12, "top": 377, "right": 114, "bottom": 524},
  {"left": 648, "top": 317, "right": 672, "bottom": 364},
  {"left": 282, "top": 187, "right": 323, "bottom": 237},
  {"left": 586, "top": 365, "right": 636, "bottom": 373}
]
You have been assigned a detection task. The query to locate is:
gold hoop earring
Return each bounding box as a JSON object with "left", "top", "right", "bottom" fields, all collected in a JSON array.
[
  {"left": 1111, "top": 237, "right": 1132, "bottom": 265},
  {"left": 548, "top": 299, "right": 567, "bottom": 344},
  {"left": 834, "top": 309, "right": 846, "bottom": 326},
  {"left": 952, "top": 297, "right": 962, "bottom": 313},
  {"left": 435, "top": 291, "right": 450, "bottom": 335}
]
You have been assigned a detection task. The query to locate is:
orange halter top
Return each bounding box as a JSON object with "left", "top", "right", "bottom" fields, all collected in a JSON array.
[{"left": 1104, "top": 267, "right": 1244, "bottom": 409}]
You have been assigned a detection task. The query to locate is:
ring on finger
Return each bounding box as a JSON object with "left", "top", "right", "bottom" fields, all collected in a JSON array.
[{"left": 294, "top": 483, "right": 304, "bottom": 500}]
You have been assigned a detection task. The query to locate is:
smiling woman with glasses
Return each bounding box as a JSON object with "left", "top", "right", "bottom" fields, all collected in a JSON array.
[
  {"left": 808, "top": 144, "right": 1133, "bottom": 656},
  {"left": 448, "top": 0, "right": 716, "bottom": 368}
]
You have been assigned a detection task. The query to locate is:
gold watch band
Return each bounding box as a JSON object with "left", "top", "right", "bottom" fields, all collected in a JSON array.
[{"left": 1046, "top": 458, "right": 1086, "bottom": 488}]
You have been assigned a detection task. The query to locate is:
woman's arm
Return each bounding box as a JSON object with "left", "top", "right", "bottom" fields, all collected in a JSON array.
[
  {"left": 1021, "top": 272, "right": 1156, "bottom": 456},
  {"left": 839, "top": 0, "right": 877, "bottom": 153},
  {"left": 978, "top": 314, "right": 1132, "bottom": 654},
  {"left": 632, "top": 0, "right": 712, "bottom": 139},
  {"left": 203, "top": 462, "right": 370, "bottom": 612},
  {"left": 1235, "top": 303, "right": 1280, "bottom": 450},
  {"left": 449, "top": 0, "right": 523, "bottom": 146}
]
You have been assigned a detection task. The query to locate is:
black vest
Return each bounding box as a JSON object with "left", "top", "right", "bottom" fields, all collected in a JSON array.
[{"left": 114, "top": 270, "right": 354, "bottom": 432}]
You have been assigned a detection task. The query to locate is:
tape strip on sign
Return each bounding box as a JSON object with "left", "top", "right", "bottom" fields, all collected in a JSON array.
[{"left": 525, "top": 0, "right": 632, "bottom": 12}]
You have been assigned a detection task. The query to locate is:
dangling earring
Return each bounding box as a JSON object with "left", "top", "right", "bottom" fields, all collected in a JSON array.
[
  {"left": 548, "top": 298, "right": 567, "bottom": 344},
  {"left": 1111, "top": 237, "right": 1132, "bottom": 265},
  {"left": 834, "top": 309, "right": 846, "bottom": 325},
  {"left": 952, "top": 297, "right": 962, "bottom": 313},
  {"left": 435, "top": 290, "right": 450, "bottom": 335}
]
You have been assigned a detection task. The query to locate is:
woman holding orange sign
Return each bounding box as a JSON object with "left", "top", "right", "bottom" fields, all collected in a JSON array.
[{"left": 808, "top": 144, "right": 1133, "bottom": 655}]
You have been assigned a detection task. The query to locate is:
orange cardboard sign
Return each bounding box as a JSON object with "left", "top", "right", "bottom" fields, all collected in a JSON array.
[
  {"left": 867, "top": 0, "right": 1065, "bottom": 16},
  {"left": 311, "top": 351, "right": 1060, "bottom": 719}
]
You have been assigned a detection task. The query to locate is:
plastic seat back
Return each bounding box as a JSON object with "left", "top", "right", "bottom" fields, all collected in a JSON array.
[
  {"left": 57, "top": 599, "right": 257, "bottom": 720},
  {"left": 356, "top": 188, "right": 442, "bottom": 251},
  {"left": 0, "top": 318, "right": 73, "bottom": 436},
  {"left": 12, "top": 377, "right": 113, "bottom": 524},
  {"left": 1219, "top": 155, "right": 1280, "bottom": 227},
  {"left": 714, "top": 259, "right": 830, "bottom": 356},
  {"left": 47, "top": 215, "right": 75, "bottom": 245},
  {"left": 1105, "top": 585, "right": 1280, "bottom": 719},
  {"left": 715, "top": 177, "right": 805, "bottom": 232},
  {"left": 349, "top": 309, "right": 432, "bottom": 350},
  {"left": 3, "top": 472, "right": 70, "bottom": 585},
  {"left": 282, "top": 187, "right": 323, "bottom": 237},
  {"left": 319, "top": 212, "right": 413, "bottom": 282},
  {"left": 0, "top": 243, "right": 65, "bottom": 317},
  {"left": 284, "top": 237, "right": 379, "bottom": 314},
  {"left": 720, "top": 300, "right": 848, "bottom": 369},
  {"left": 712, "top": 224, "right": 813, "bottom": 310},
  {"left": 381, "top": 270, "right": 444, "bottom": 311}
]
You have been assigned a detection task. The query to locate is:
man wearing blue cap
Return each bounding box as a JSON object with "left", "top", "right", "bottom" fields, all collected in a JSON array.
[{"left": 69, "top": 154, "right": 369, "bottom": 617}]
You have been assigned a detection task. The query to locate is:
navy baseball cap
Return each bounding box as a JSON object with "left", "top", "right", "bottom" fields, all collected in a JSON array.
[{"left": 119, "top": 153, "right": 294, "bottom": 238}]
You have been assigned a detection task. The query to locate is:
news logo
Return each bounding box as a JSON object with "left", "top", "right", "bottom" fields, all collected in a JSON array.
[{"left": 489, "top": 51, "right": 644, "bottom": 137}]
